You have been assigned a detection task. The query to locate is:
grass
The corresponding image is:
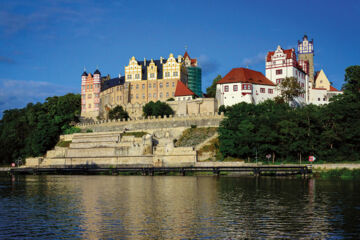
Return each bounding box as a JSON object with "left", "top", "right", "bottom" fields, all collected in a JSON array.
[
  {"left": 315, "top": 168, "right": 360, "bottom": 179},
  {"left": 175, "top": 127, "right": 217, "bottom": 147},
  {"left": 121, "top": 131, "right": 148, "bottom": 138},
  {"left": 56, "top": 140, "right": 72, "bottom": 148}
]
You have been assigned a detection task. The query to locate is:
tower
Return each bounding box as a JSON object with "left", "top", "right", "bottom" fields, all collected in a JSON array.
[{"left": 298, "top": 35, "right": 314, "bottom": 85}]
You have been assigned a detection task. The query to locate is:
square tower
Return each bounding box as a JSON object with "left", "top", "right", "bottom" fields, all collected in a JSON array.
[{"left": 298, "top": 35, "right": 314, "bottom": 84}]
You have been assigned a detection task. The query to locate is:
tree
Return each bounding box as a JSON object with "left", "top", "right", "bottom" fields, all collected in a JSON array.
[
  {"left": 108, "top": 106, "right": 129, "bottom": 120},
  {"left": 342, "top": 65, "right": 360, "bottom": 96},
  {"left": 206, "top": 75, "right": 222, "bottom": 97},
  {"left": 275, "top": 77, "right": 305, "bottom": 104},
  {"left": 143, "top": 101, "right": 174, "bottom": 118}
]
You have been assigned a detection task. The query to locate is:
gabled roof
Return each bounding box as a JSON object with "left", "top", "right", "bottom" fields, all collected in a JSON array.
[
  {"left": 101, "top": 76, "right": 125, "bottom": 92},
  {"left": 217, "top": 68, "right": 275, "bottom": 86},
  {"left": 184, "top": 51, "right": 190, "bottom": 59},
  {"left": 137, "top": 59, "right": 164, "bottom": 80},
  {"left": 175, "top": 81, "right": 195, "bottom": 97},
  {"left": 266, "top": 48, "right": 295, "bottom": 62}
]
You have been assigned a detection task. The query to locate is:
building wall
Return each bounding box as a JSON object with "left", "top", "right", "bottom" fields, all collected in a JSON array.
[
  {"left": 81, "top": 73, "right": 101, "bottom": 119},
  {"left": 216, "top": 82, "right": 276, "bottom": 107},
  {"left": 308, "top": 88, "right": 329, "bottom": 105}
]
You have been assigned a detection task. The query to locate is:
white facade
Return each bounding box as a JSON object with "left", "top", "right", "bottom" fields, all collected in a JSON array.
[
  {"left": 216, "top": 82, "right": 276, "bottom": 107},
  {"left": 266, "top": 46, "right": 309, "bottom": 105}
]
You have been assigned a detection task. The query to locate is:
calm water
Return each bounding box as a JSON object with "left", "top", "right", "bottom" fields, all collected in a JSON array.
[{"left": 0, "top": 175, "right": 359, "bottom": 239}]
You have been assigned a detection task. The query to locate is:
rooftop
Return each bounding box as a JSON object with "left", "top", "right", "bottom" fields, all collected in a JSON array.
[{"left": 217, "top": 68, "right": 275, "bottom": 86}]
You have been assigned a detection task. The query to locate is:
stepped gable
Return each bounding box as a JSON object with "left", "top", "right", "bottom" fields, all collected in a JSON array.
[
  {"left": 266, "top": 48, "right": 294, "bottom": 61},
  {"left": 183, "top": 51, "right": 197, "bottom": 66},
  {"left": 175, "top": 81, "right": 196, "bottom": 97},
  {"left": 217, "top": 68, "right": 275, "bottom": 86},
  {"left": 137, "top": 59, "right": 164, "bottom": 80}
]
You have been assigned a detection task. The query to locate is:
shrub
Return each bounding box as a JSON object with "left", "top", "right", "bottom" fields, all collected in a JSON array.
[
  {"left": 63, "top": 126, "right": 81, "bottom": 135},
  {"left": 143, "top": 101, "right": 174, "bottom": 118},
  {"left": 109, "top": 106, "right": 129, "bottom": 120}
]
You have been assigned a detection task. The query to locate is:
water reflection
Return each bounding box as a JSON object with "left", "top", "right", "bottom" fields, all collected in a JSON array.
[{"left": 0, "top": 175, "right": 359, "bottom": 239}]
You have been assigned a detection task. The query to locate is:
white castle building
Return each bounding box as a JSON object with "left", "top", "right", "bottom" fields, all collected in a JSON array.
[{"left": 216, "top": 35, "right": 342, "bottom": 107}]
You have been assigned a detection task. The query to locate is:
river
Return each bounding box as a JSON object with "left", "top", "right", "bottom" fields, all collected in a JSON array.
[{"left": 0, "top": 175, "right": 359, "bottom": 239}]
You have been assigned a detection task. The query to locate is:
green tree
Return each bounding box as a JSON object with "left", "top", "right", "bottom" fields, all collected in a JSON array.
[
  {"left": 108, "top": 106, "right": 129, "bottom": 120},
  {"left": 275, "top": 77, "right": 305, "bottom": 104},
  {"left": 143, "top": 101, "right": 174, "bottom": 118},
  {"left": 342, "top": 65, "right": 360, "bottom": 96},
  {"left": 206, "top": 75, "right": 222, "bottom": 97}
]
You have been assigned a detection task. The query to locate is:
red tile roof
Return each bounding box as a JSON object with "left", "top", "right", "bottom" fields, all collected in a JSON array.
[
  {"left": 175, "top": 81, "right": 196, "bottom": 97},
  {"left": 184, "top": 51, "right": 190, "bottom": 59},
  {"left": 266, "top": 48, "right": 294, "bottom": 62},
  {"left": 330, "top": 86, "right": 341, "bottom": 92},
  {"left": 217, "top": 68, "right": 275, "bottom": 86}
]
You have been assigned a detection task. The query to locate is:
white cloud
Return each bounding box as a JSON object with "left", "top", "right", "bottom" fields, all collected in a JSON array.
[
  {"left": 241, "top": 52, "right": 267, "bottom": 67},
  {"left": 0, "top": 79, "right": 78, "bottom": 116}
]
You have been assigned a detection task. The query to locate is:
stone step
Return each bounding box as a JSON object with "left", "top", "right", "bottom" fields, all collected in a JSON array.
[
  {"left": 73, "top": 132, "right": 121, "bottom": 139},
  {"left": 69, "top": 142, "right": 123, "bottom": 149},
  {"left": 72, "top": 136, "right": 120, "bottom": 143},
  {"left": 66, "top": 147, "right": 117, "bottom": 158}
]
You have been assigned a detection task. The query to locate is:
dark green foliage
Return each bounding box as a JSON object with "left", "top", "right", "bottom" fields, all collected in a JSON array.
[
  {"left": 275, "top": 77, "right": 305, "bottom": 103},
  {"left": 0, "top": 93, "right": 80, "bottom": 164},
  {"left": 218, "top": 66, "right": 360, "bottom": 163},
  {"left": 121, "top": 131, "right": 148, "bottom": 138},
  {"left": 63, "top": 126, "right": 81, "bottom": 135},
  {"left": 166, "top": 98, "right": 175, "bottom": 101},
  {"left": 143, "top": 101, "right": 174, "bottom": 118},
  {"left": 108, "top": 106, "right": 129, "bottom": 120},
  {"left": 206, "top": 75, "right": 222, "bottom": 97}
]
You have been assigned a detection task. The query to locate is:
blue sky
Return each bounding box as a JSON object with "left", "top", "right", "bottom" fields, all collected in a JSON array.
[{"left": 1, "top": 0, "right": 359, "bottom": 116}]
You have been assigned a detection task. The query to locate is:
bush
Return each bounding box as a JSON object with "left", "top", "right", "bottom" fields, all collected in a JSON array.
[
  {"left": 63, "top": 126, "right": 81, "bottom": 135},
  {"left": 167, "top": 98, "right": 175, "bottom": 101},
  {"left": 108, "top": 106, "right": 129, "bottom": 120},
  {"left": 143, "top": 101, "right": 174, "bottom": 118},
  {"left": 86, "top": 129, "right": 93, "bottom": 133}
]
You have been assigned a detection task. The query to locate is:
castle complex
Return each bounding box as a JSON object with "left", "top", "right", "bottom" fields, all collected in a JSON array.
[{"left": 82, "top": 35, "right": 342, "bottom": 120}]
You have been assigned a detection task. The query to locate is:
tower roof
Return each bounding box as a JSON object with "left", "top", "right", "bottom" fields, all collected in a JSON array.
[
  {"left": 175, "top": 81, "right": 196, "bottom": 97},
  {"left": 82, "top": 71, "right": 88, "bottom": 76},
  {"left": 94, "top": 69, "right": 101, "bottom": 75}
]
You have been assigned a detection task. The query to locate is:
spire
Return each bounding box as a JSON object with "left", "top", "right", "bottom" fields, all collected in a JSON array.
[{"left": 82, "top": 66, "right": 87, "bottom": 76}]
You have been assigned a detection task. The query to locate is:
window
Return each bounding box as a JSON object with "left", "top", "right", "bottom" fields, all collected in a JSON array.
[
  {"left": 130, "top": 85, "right": 133, "bottom": 90},
  {"left": 166, "top": 82, "right": 169, "bottom": 87},
  {"left": 117, "top": 96, "right": 119, "bottom": 102},
  {"left": 318, "top": 98, "right": 320, "bottom": 101},
  {"left": 172, "top": 92, "right": 175, "bottom": 96},
  {"left": 160, "top": 92, "right": 163, "bottom": 98},
  {"left": 323, "top": 97, "right": 326, "bottom": 101},
  {"left": 149, "top": 93, "right": 151, "bottom": 98},
  {"left": 166, "top": 92, "right": 169, "bottom": 97},
  {"left": 131, "top": 94, "right": 133, "bottom": 99},
  {"left": 88, "top": 94, "right": 92, "bottom": 99},
  {"left": 153, "top": 93, "right": 156, "bottom": 98},
  {"left": 242, "top": 84, "right": 252, "bottom": 90},
  {"left": 81, "top": 94, "right": 85, "bottom": 99},
  {"left": 120, "top": 86, "right": 123, "bottom": 90},
  {"left": 276, "top": 79, "right": 282, "bottom": 84},
  {"left": 142, "top": 94, "right": 145, "bottom": 99},
  {"left": 90, "top": 85, "right": 92, "bottom": 89},
  {"left": 136, "top": 84, "right": 139, "bottom": 89},
  {"left": 276, "top": 69, "right": 283, "bottom": 75},
  {"left": 142, "top": 84, "right": 145, "bottom": 89},
  {"left": 117, "top": 86, "right": 119, "bottom": 91},
  {"left": 173, "top": 71, "right": 178, "bottom": 77},
  {"left": 233, "top": 85, "right": 238, "bottom": 91},
  {"left": 165, "top": 72, "right": 170, "bottom": 77},
  {"left": 268, "top": 89, "right": 273, "bottom": 94},
  {"left": 224, "top": 85, "right": 229, "bottom": 92},
  {"left": 95, "top": 94, "right": 99, "bottom": 97},
  {"left": 150, "top": 73, "right": 155, "bottom": 78},
  {"left": 160, "top": 83, "right": 163, "bottom": 88},
  {"left": 172, "top": 82, "right": 175, "bottom": 87},
  {"left": 260, "top": 88, "right": 265, "bottom": 93},
  {"left": 135, "top": 74, "right": 140, "bottom": 79},
  {"left": 153, "top": 83, "right": 156, "bottom": 88},
  {"left": 127, "top": 75, "right": 132, "bottom": 79},
  {"left": 125, "top": 85, "right": 128, "bottom": 89},
  {"left": 136, "top": 94, "right": 139, "bottom": 99},
  {"left": 149, "top": 84, "right": 152, "bottom": 88}
]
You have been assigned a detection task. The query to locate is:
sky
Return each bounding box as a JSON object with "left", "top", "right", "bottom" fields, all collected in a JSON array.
[{"left": 0, "top": 0, "right": 360, "bottom": 116}]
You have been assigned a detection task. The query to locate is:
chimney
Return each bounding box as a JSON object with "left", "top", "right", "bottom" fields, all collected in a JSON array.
[
  {"left": 144, "top": 58, "right": 146, "bottom": 66},
  {"left": 160, "top": 57, "right": 163, "bottom": 64}
]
